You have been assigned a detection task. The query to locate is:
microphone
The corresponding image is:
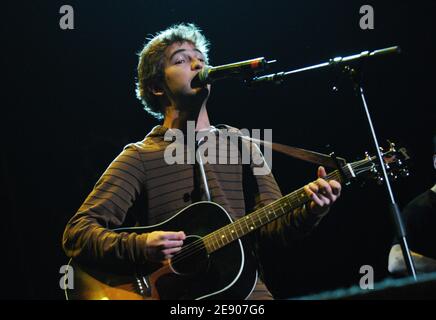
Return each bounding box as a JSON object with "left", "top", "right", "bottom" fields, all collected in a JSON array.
[{"left": 192, "top": 57, "right": 276, "bottom": 86}]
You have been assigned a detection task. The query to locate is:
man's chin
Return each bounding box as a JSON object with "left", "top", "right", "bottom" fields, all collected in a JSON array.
[
  {"left": 190, "top": 81, "right": 208, "bottom": 91},
  {"left": 179, "top": 88, "right": 208, "bottom": 106},
  {"left": 189, "top": 85, "right": 210, "bottom": 100}
]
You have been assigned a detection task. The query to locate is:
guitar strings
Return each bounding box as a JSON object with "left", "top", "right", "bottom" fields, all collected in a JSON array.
[
  {"left": 168, "top": 158, "right": 374, "bottom": 265},
  {"left": 169, "top": 159, "right": 371, "bottom": 265},
  {"left": 169, "top": 159, "right": 376, "bottom": 265}
]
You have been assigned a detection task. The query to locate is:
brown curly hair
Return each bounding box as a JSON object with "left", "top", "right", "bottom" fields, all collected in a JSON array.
[{"left": 135, "top": 23, "right": 210, "bottom": 120}]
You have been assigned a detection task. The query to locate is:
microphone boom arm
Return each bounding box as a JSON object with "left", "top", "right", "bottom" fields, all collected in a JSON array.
[{"left": 248, "top": 46, "right": 401, "bottom": 86}]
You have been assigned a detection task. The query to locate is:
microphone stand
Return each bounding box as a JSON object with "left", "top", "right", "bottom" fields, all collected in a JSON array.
[
  {"left": 249, "top": 46, "right": 401, "bottom": 85},
  {"left": 248, "top": 46, "right": 418, "bottom": 280}
]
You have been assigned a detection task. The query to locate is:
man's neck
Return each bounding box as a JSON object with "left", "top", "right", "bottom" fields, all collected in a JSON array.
[
  {"left": 162, "top": 104, "right": 211, "bottom": 132},
  {"left": 195, "top": 105, "right": 211, "bottom": 131}
]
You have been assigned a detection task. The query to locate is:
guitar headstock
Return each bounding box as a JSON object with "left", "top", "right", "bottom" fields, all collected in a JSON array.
[{"left": 348, "top": 141, "right": 410, "bottom": 184}]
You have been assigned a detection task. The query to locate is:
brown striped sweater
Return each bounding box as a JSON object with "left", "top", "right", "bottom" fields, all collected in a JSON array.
[{"left": 62, "top": 124, "right": 323, "bottom": 299}]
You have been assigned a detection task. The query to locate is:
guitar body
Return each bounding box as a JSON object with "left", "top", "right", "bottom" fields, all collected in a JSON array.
[{"left": 65, "top": 201, "right": 258, "bottom": 300}]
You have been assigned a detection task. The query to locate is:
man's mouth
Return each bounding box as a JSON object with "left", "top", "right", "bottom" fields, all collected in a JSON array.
[{"left": 190, "top": 73, "right": 205, "bottom": 89}]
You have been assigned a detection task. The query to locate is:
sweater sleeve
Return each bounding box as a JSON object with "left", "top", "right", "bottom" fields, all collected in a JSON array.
[{"left": 62, "top": 144, "right": 150, "bottom": 266}]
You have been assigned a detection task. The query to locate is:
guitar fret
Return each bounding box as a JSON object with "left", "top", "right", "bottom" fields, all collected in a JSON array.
[
  {"left": 244, "top": 216, "right": 250, "bottom": 232},
  {"left": 238, "top": 224, "right": 243, "bottom": 234},
  {"left": 229, "top": 228, "right": 236, "bottom": 241},
  {"left": 207, "top": 238, "right": 216, "bottom": 252},
  {"left": 207, "top": 236, "right": 213, "bottom": 251},
  {"left": 214, "top": 235, "right": 220, "bottom": 250},
  {"left": 225, "top": 231, "right": 231, "bottom": 243},
  {"left": 267, "top": 209, "right": 272, "bottom": 221},
  {"left": 259, "top": 210, "right": 266, "bottom": 223},
  {"left": 258, "top": 213, "right": 264, "bottom": 225},
  {"left": 234, "top": 226, "right": 241, "bottom": 238},
  {"left": 286, "top": 198, "right": 292, "bottom": 210},
  {"left": 248, "top": 216, "right": 254, "bottom": 231},
  {"left": 269, "top": 209, "right": 276, "bottom": 221},
  {"left": 205, "top": 240, "right": 211, "bottom": 252},
  {"left": 220, "top": 233, "right": 226, "bottom": 246},
  {"left": 252, "top": 216, "right": 258, "bottom": 228},
  {"left": 264, "top": 208, "right": 272, "bottom": 222}
]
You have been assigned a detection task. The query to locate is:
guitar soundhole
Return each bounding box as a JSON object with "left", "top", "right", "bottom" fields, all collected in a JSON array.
[{"left": 169, "top": 235, "right": 209, "bottom": 275}]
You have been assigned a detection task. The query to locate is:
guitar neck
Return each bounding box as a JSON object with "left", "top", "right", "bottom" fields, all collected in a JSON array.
[{"left": 204, "top": 165, "right": 352, "bottom": 254}]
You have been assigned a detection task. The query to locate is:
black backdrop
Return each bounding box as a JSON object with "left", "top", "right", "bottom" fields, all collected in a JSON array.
[{"left": 2, "top": 0, "right": 435, "bottom": 299}]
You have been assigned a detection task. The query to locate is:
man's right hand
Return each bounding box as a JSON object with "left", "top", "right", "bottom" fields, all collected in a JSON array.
[{"left": 144, "top": 231, "right": 186, "bottom": 263}]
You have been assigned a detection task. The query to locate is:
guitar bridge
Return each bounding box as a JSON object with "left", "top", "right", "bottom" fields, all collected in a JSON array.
[{"left": 135, "top": 275, "right": 152, "bottom": 297}]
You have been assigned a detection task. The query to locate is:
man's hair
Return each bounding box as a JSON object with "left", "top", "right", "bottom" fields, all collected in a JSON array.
[{"left": 135, "top": 23, "right": 210, "bottom": 120}]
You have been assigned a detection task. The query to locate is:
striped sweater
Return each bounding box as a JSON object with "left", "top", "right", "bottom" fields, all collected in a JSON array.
[{"left": 62, "top": 124, "right": 323, "bottom": 299}]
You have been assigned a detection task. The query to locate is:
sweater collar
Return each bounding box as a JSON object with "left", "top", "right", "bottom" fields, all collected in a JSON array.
[{"left": 145, "top": 124, "right": 217, "bottom": 139}]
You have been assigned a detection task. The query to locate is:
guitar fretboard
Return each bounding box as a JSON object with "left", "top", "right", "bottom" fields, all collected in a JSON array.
[{"left": 203, "top": 166, "right": 353, "bottom": 254}]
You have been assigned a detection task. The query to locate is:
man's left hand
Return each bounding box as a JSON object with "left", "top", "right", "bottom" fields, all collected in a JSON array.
[{"left": 304, "top": 166, "right": 342, "bottom": 217}]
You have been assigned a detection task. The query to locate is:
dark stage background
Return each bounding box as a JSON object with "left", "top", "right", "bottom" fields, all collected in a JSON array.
[{"left": 2, "top": 0, "right": 435, "bottom": 299}]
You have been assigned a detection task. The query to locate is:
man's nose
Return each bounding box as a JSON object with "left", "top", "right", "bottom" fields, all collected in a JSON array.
[{"left": 191, "top": 59, "right": 204, "bottom": 70}]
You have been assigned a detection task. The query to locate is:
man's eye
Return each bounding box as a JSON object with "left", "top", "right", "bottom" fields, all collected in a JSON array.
[{"left": 175, "top": 59, "right": 185, "bottom": 64}]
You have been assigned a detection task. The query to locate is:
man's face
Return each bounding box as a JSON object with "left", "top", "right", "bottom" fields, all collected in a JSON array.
[{"left": 159, "top": 41, "right": 210, "bottom": 110}]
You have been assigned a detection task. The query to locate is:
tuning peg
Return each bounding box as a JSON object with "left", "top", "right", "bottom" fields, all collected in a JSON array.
[
  {"left": 399, "top": 147, "right": 410, "bottom": 160},
  {"left": 400, "top": 168, "right": 410, "bottom": 177},
  {"left": 387, "top": 140, "right": 396, "bottom": 151},
  {"left": 377, "top": 176, "right": 384, "bottom": 185}
]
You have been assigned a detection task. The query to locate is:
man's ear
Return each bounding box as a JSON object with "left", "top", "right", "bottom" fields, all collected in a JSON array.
[{"left": 149, "top": 82, "right": 164, "bottom": 97}]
